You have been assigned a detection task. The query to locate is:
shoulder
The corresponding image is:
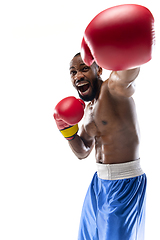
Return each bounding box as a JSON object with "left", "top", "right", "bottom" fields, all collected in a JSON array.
[
  {"left": 99, "top": 78, "right": 137, "bottom": 118},
  {"left": 99, "top": 79, "right": 110, "bottom": 98}
]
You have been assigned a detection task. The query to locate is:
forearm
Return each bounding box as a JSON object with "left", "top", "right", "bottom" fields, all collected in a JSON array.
[
  {"left": 68, "top": 135, "right": 92, "bottom": 160},
  {"left": 108, "top": 67, "right": 140, "bottom": 98},
  {"left": 116, "top": 67, "right": 140, "bottom": 86}
]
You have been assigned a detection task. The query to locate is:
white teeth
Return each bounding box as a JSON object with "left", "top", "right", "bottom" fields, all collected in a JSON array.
[{"left": 77, "top": 82, "right": 88, "bottom": 87}]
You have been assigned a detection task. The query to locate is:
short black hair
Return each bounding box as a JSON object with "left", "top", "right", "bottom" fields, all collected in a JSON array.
[
  {"left": 74, "top": 52, "right": 81, "bottom": 58},
  {"left": 73, "top": 52, "right": 99, "bottom": 69}
]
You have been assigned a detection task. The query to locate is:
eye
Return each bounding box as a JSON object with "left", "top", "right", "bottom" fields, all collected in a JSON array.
[
  {"left": 70, "top": 70, "right": 77, "bottom": 76},
  {"left": 82, "top": 66, "right": 89, "bottom": 72}
]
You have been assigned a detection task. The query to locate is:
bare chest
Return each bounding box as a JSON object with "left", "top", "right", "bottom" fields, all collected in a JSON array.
[{"left": 83, "top": 97, "right": 118, "bottom": 138}]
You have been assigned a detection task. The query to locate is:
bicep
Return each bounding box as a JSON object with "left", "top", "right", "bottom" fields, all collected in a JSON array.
[
  {"left": 68, "top": 125, "right": 94, "bottom": 160},
  {"left": 79, "top": 124, "right": 95, "bottom": 151}
]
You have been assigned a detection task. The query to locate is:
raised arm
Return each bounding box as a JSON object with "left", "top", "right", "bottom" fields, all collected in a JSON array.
[
  {"left": 81, "top": 5, "right": 153, "bottom": 99},
  {"left": 108, "top": 67, "right": 140, "bottom": 98}
]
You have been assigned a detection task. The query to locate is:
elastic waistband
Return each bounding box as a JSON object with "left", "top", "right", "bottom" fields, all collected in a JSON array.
[{"left": 96, "top": 159, "right": 144, "bottom": 180}]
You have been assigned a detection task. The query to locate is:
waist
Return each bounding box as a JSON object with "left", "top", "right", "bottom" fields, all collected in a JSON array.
[{"left": 96, "top": 159, "right": 144, "bottom": 180}]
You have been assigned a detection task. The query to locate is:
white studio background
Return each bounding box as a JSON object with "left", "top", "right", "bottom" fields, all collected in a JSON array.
[{"left": 0, "top": 0, "right": 159, "bottom": 239}]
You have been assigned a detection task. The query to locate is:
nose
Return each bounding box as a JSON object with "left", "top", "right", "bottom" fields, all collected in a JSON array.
[{"left": 74, "top": 71, "right": 85, "bottom": 82}]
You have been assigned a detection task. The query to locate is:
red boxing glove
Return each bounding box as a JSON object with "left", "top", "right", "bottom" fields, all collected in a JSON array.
[
  {"left": 81, "top": 4, "right": 155, "bottom": 71},
  {"left": 53, "top": 97, "right": 85, "bottom": 140}
]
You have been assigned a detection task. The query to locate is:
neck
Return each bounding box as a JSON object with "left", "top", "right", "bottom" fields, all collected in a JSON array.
[{"left": 91, "top": 79, "right": 103, "bottom": 104}]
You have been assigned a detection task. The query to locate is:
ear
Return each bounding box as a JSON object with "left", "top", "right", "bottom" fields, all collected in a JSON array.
[{"left": 97, "top": 66, "right": 103, "bottom": 76}]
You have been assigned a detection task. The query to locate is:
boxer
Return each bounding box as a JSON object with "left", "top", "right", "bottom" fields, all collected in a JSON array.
[{"left": 54, "top": 4, "right": 154, "bottom": 240}]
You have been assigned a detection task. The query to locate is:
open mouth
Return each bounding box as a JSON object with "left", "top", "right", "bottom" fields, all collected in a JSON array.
[{"left": 76, "top": 81, "right": 90, "bottom": 95}]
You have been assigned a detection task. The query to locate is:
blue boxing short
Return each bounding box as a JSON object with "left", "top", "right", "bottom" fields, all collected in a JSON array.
[{"left": 78, "top": 159, "right": 146, "bottom": 240}]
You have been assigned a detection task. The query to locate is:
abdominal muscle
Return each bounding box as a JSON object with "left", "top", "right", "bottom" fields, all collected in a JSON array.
[
  {"left": 83, "top": 89, "right": 140, "bottom": 164},
  {"left": 95, "top": 132, "right": 140, "bottom": 164}
]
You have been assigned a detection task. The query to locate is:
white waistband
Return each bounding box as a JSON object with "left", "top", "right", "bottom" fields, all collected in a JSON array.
[{"left": 96, "top": 159, "right": 144, "bottom": 180}]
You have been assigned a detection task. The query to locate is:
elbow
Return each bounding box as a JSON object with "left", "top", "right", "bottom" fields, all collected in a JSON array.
[
  {"left": 77, "top": 152, "right": 90, "bottom": 160},
  {"left": 77, "top": 148, "right": 92, "bottom": 160},
  {"left": 77, "top": 156, "right": 85, "bottom": 160}
]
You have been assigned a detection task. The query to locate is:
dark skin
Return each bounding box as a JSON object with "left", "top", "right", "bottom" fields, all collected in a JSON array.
[{"left": 69, "top": 54, "right": 140, "bottom": 164}]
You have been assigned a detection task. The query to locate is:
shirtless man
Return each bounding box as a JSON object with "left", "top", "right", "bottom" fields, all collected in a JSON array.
[
  {"left": 68, "top": 53, "right": 146, "bottom": 240},
  {"left": 54, "top": 5, "right": 154, "bottom": 239},
  {"left": 69, "top": 53, "right": 140, "bottom": 164}
]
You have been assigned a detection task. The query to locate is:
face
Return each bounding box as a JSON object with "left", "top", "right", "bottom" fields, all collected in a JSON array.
[{"left": 70, "top": 55, "right": 101, "bottom": 102}]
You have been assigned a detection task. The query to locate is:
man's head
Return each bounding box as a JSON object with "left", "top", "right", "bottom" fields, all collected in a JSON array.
[{"left": 69, "top": 53, "right": 102, "bottom": 102}]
